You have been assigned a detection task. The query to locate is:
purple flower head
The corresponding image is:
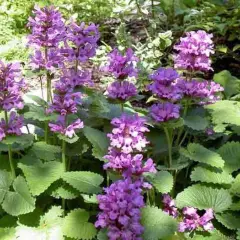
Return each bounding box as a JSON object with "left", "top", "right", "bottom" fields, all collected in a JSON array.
[
  {"left": 104, "top": 150, "right": 156, "bottom": 177},
  {"left": 149, "top": 68, "right": 179, "bottom": 85},
  {"left": 47, "top": 91, "right": 82, "bottom": 116},
  {"left": 107, "top": 114, "right": 149, "bottom": 154},
  {"left": 49, "top": 116, "right": 83, "bottom": 138},
  {"left": 95, "top": 178, "right": 144, "bottom": 240},
  {"left": 29, "top": 48, "right": 63, "bottom": 71},
  {"left": 27, "top": 5, "right": 65, "bottom": 48},
  {"left": 174, "top": 30, "right": 214, "bottom": 72},
  {"left": 106, "top": 80, "right": 137, "bottom": 101},
  {"left": 150, "top": 103, "right": 180, "bottom": 122},
  {"left": 0, "top": 61, "right": 25, "bottom": 111},
  {"left": 62, "top": 22, "right": 100, "bottom": 62},
  {"left": 175, "top": 79, "right": 223, "bottom": 105},
  {"left": 0, "top": 111, "right": 24, "bottom": 141},
  {"left": 162, "top": 194, "right": 178, "bottom": 218},
  {"left": 104, "top": 48, "right": 139, "bottom": 80},
  {"left": 178, "top": 207, "right": 214, "bottom": 233}
]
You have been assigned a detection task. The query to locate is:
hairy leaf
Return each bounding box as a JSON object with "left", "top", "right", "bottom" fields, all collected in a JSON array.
[
  {"left": 0, "top": 228, "right": 16, "bottom": 240},
  {"left": 230, "top": 174, "right": 240, "bottom": 195},
  {"left": 141, "top": 206, "right": 178, "bottom": 240},
  {"left": 63, "top": 209, "right": 97, "bottom": 240},
  {"left": 2, "top": 176, "right": 36, "bottom": 216},
  {"left": 1, "top": 134, "right": 34, "bottom": 146},
  {"left": 62, "top": 171, "right": 104, "bottom": 194},
  {"left": 176, "top": 184, "right": 232, "bottom": 212},
  {"left": 184, "top": 115, "right": 208, "bottom": 130},
  {"left": 0, "top": 170, "right": 12, "bottom": 203},
  {"left": 180, "top": 143, "right": 224, "bottom": 168},
  {"left": 19, "top": 161, "right": 64, "bottom": 196},
  {"left": 191, "top": 166, "right": 234, "bottom": 185},
  {"left": 215, "top": 212, "right": 240, "bottom": 230}
]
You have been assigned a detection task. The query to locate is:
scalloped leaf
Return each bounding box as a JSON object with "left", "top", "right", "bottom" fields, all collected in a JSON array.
[
  {"left": 1, "top": 134, "right": 34, "bottom": 146},
  {"left": 230, "top": 173, "right": 240, "bottom": 195},
  {"left": 30, "top": 142, "right": 61, "bottom": 161},
  {"left": 176, "top": 184, "right": 232, "bottom": 212},
  {"left": 184, "top": 115, "right": 208, "bottom": 130},
  {"left": 57, "top": 134, "right": 79, "bottom": 144},
  {"left": 237, "top": 229, "right": 240, "bottom": 240},
  {"left": 141, "top": 206, "right": 178, "bottom": 240},
  {"left": 215, "top": 212, "right": 240, "bottom": 230},
  {"left": 62, "top": 171, "right": 104, "bottom": 194},
  {"left": 26, "top": 94, "right": 47, "bottom": 107},
  {"left": 205, "top": 100, "right": 240, "bottom": 126},
  {"left": 63, "top": 209, "right": 97, "bottom": 240},
  {"left": 180, "top": 143, "right": 224, "bottom": 168},
  {"left": 0, "top": 170, "right": 12, "bottom": 203},
  {"left": 97, "top": 229, "right": 107, "bottom": 240},
  {"left": 148, "top": 171, "right": 173, "bottom": 193},
  {"left": 83, "top": 127, "right": 109, "bottom": 160},
  {"left": 218, "top": 142, "right": 240, "bottom": 173},
  {"left": 19, "top": 161, "right": 64, "bottom": 196},
  {"left": 191, "top": 229, "right": 229, "bottom": 240},
  {"left": 50, "top": 185, "right": 79, "bottom": 200},
  {"left": 2, "top": 176, "right": 36, "bottom": 216},
  {"left": 191, "top": 166, "right": 234, "bottom": 185}
]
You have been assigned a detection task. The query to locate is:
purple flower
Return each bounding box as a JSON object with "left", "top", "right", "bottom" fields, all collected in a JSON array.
[
  {"left": 0, "top": 61, "right": 25, "bottom": 111},
  {"left": 27, "top": 5, "right": 65, "bottom": 48},
  {"left": 174, "top": 30, "right": 214, "bottom": 72},
  {"left": 107, "top": 114, "right": 149, "bottom": 154},
  {"left": 49, "top": 116, "right": 83, "bottom": 138},
  {"left": 104, "top": 150, "right": 156, "bottom": 176},
  {"left": 149, "top": 67, "right": 179, "bottom": 85},
  {"left": 47, "top": 91, "right": 82, "bottom": 116},
  {"left": 104, "top": 48, "right": 139, "bottom": 79},
  {"left": 0, "top": 112, "right": 24, "bottom": 141},
  {"left": 95, "top": 178, "right": 144, "bottom": 240},
  {"left": 162, "top": 194, "right": 178, "bottom": 218},
  {"left": 62, "top": 22, "right": 100, "bottom": 62},
  {"left": 150, "top": 103, "right": 180, "bottom": 122},
  {"left": 106, "top": 81, "right": 137, "bottom": 101},
  {"left": 178, "top": 207, "right": 214, "bottom": 232},
  {"left": 175, "top": 79, "right": 223, "bottom": 105}
]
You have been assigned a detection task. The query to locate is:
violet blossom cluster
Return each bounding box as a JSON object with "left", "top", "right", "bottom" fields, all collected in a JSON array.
[
  {"left": 48, "top": 80, "right": 84, "bottom": 138},
  {"left": 0, "top": 61, "right": 25, "bottom": 141},
  {"left": 105, "top": 49, "right": 138, "bottom": 101},
  {"left": 174, "top": 30, "right": 214, "bottom": 72},
  {"left": 96, "top": 113, "right": 156, "bottom": 239},
  {"left": 162, "top": 194, "right": 214, "bottom": 233},
  {"left": 95, "top": 178, "right": 145, "bottom": 240},
  {"left": 27, "top": 6, "right": 65, "bottom": 71},
  {"left": 61, "top": 22, "right": 100, "bottom": 63}
]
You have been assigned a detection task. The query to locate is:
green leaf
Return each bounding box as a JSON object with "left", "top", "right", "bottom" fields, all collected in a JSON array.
[
  {"left": 180, "top": 143, "right": 224, "bottom": 168},
  {"left": 148, "top": 171, "right": 173, "bottom": 193},
  {"left": 184, "top": 115, "right": 208, "bottom": 130},
  {"left": 216, "top": 212, "right": 240, "bottom": 230},
  {"left": 0, "top": 228, "right": 16, "bottom": 240},
  {"left": 50, "top": 184, "right": 79, "bottom": 200},
  {"left": 25, "top": 94, "right": 47, "bottom": 107},
  {"left": 81, "top": 194, "right": 98, "bottom": 204},
  {"left": 176, "top": 184, "right": 232, "bottom": 212},
  {"left": 57, "top": 134, "right": 79, "bottom": 144},
  {"left": 141, "top": 206, "right": 178, "bottom": 240},
  {"left": 0, "top": 215, "right": 17, "bottom": 228},
  {"left": 30, "top": 142, "right": 61, "bottom": 161},
  {"left": 191, "top": 166, "right": 234, "bottom": 185},
  {"left": 218, "top": 142, "right": 240, "bottom": 173},
  {"left": 1, "top": 134, "right": 34, "bottom": 146},
  {"left": 63, "top": 209, "right": 97, "bottom": 240},
  {"left": 62, "top": 171, "right": 104, "bottom": 194},
  {"left": 2, "top": 176, "right": 36, "bottom": 216},
  {"left": 213, "top": 70, "right": 240, "bottom": 98},
  {"left": 205, "top": 100, "right": 240, "bottom": 126},
  {"left": 0, "top": 170, "right": 12, "bottom": 203},
  {"left": 233, "top": 44, "right": 240, "bottom": 52},
  {"left": 237, "top": 229, "right": 240, "bottom": 240},
  {"left": 97, "top": 229, "right": 107, "bottom": 240},
  {"left": 19, "top": 161, "right": 64, "bottom": 196},
  {"left": 191, "top": 229, "right": 229, "bottom": 240},
  {"left": 83, "top": 127, "right": 109, "bottom": 160},
  {"left": 230, "top": 174, "right": 240, "bottom": 195}
]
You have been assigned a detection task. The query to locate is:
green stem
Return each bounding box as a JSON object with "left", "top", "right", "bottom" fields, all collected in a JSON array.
[
  {"left": 163, "top": 127, "right": 172, "bottom": 168},
  {"left": 8, "top": 145, "right": 16, "bottom": 179},
  {"left": 62, "top": 140, "right": 67, "bottom": 213},
  {"left": 151, "top": 0, "right": 155, "bottom": 18}
]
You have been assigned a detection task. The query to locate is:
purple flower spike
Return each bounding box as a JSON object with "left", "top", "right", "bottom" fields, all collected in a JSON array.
[
  {"left": 162, "top": 194, "right": 178, "bottom": 218},
  {"left": 106, "top": 81, "right": 137, "bottom": 101},
  {"left": 95, "top": 178, "right": 144, "bottom": 240},
  {"left": 104, "top": 48, "right": 139, "bottom": 80},
  {"left": 174, "top": 30, "right": 214, "bottom": 72},
  {"left": 107, "top": 114, "right": 149, "bottom": 154},
  {"left": 49, "top": 116, "right": 83, "bottom": 138},
  {"left": 27, "top": 5, "right": 65, "bottom": 48},
  {"left": 150, "top": 103, "right": 180, "bottom": 122}
]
